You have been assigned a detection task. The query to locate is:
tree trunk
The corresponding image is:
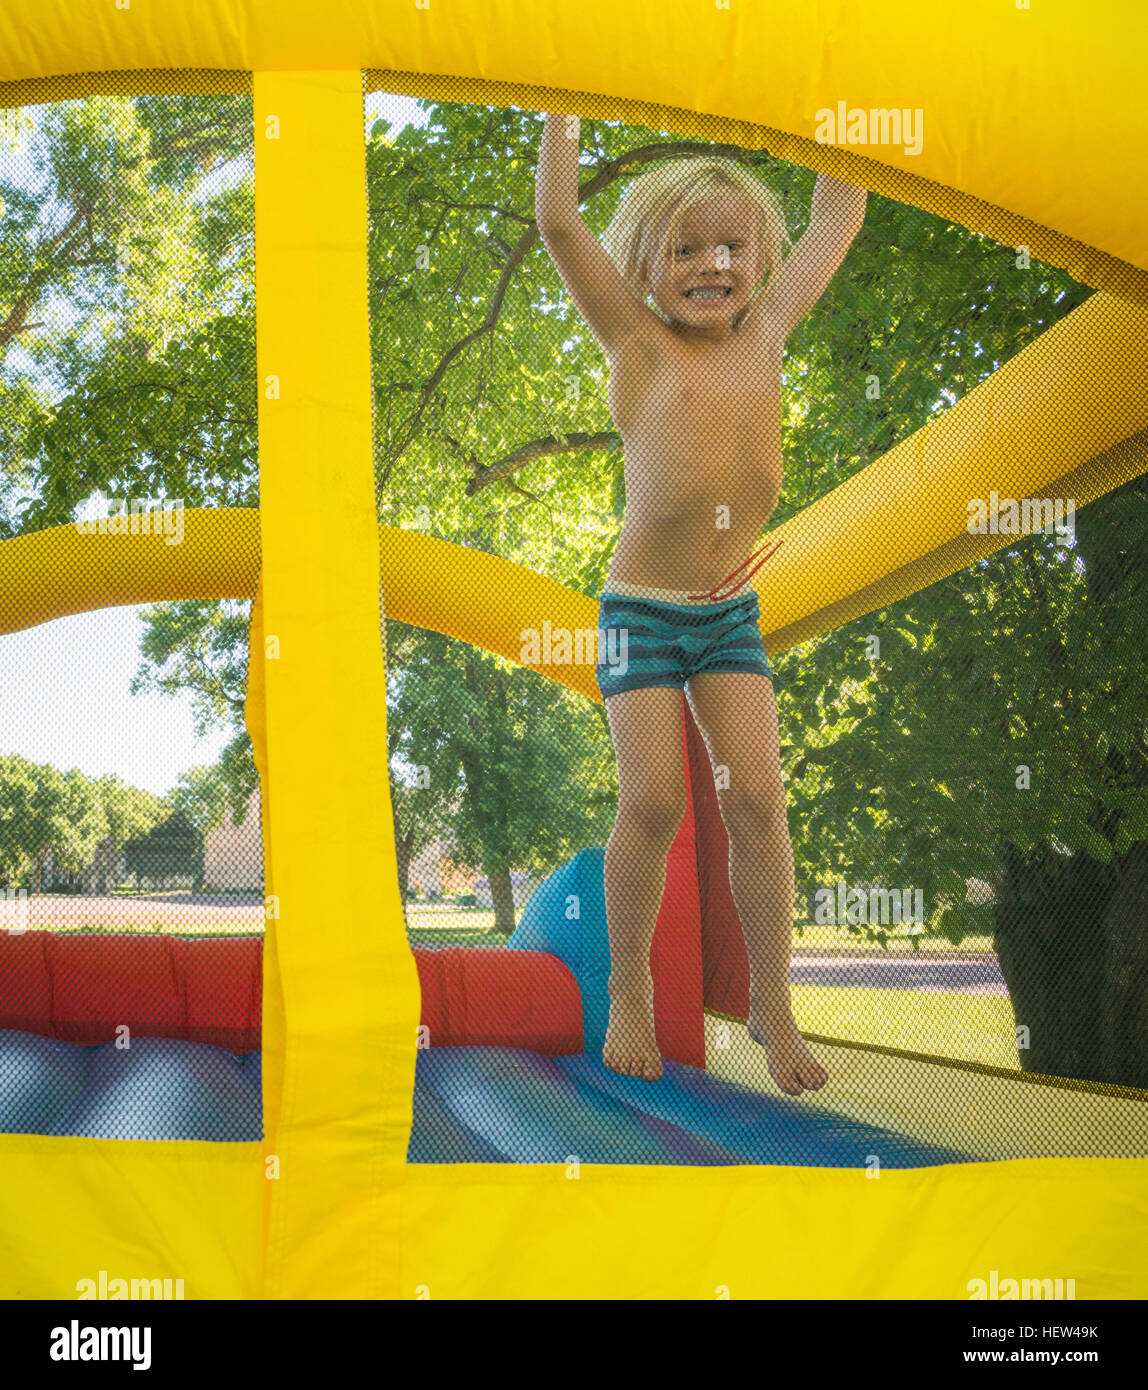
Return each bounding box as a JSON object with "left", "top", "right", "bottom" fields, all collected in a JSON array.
[
  {"left": 488, "top": 868, "right": 517, "bottom": 936},
  {"left": 392, "top": 803, "right": 416, "bottom": 901},
  {"left": 992, "top": 838, "right": 1148, "bottom": 1088},
  {"left": 1100, "top": 839, "right": 1148, "bottom": 1089}
]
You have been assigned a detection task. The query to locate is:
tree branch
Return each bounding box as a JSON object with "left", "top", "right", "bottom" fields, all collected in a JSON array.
[
  {"left": 466, "top": 430, "right": 621, "bottom": 495},
  {"left": 389, "top": 140, "right": 776, "bottom": 473}
]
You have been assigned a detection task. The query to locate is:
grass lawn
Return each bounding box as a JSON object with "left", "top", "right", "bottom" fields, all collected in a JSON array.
[
  {"left": 402, "top": 907, "right": 1015, "bottom": 1070},
  {"left": 407, "top": 928, "right": 514, "bottom": 949},
  {"left": 403, "top": 905, "right": 996, "bottom": 954},
  {"left": 792, "top": 985, "right": 1020, "bottom": 1070},
  {"left": 406, "top": 905, "right": 500, "bottom": 933},
  {"left": 792, "top": 922, "right": 995, "bottom": 953}
]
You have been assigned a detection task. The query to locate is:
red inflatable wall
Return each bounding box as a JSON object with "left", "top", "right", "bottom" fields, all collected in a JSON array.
[
  {"left": 646, "top": 699, "right": 708, "bottom": 1068},
  {"left": 0, "top": 932, "right": 586, "bottom": 1057},
  {"left": 0, "top": 930, "right": 264, "bottom": 1054},
  {"left": 684, "top": 705, "right": 752, "bottom": 1021},
  {"left": 414, "top": 947, "right": 583, "bottom": 1055}
]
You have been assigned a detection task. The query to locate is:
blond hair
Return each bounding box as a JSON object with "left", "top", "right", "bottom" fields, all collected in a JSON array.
[{"left": 602, "top": 156, "right": 791, "bottom": 327}]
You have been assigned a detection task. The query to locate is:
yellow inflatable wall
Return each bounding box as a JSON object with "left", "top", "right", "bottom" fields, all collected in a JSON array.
[{"left": 0, "top": 1, "right": 1146, "bottom": 1300}]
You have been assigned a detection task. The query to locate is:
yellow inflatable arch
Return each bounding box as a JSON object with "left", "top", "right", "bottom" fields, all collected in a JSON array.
[{"left": 1, "top": 2, "right": 1146, "bottom": 1302}]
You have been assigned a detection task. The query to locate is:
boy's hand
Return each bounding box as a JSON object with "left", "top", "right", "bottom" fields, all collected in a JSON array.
[{"left": 757, "top": 174, "right": 866, "bottom": 341}]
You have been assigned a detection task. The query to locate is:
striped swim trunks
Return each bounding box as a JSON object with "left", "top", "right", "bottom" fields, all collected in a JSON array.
[{"left": 595, "top": 579, "right": 782, "bottom": 701}]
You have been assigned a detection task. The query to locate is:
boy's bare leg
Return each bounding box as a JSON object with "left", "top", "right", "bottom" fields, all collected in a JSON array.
[
  {"left": 686, "top": 672, "right": 828, "bottom": 1095},
  {"left": 601, "top": 685, "right": 689, "bottom": 1081}
]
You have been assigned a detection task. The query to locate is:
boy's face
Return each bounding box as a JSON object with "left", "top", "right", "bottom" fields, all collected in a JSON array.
[{"left": 639, "top": 194, "right": 766, "bottom": 333}]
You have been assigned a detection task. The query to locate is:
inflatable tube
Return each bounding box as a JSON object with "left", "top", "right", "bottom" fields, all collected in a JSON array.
[
  {"left": 0, "top": 931, "right": 591, "bottom": 1058},
  {"left": 413, "top": 1045, "right": 729, "bottom": 1165},
  {"left": 413, "top": 947, "right": 582, "bottom": 1055},
  {"left": 0, "top": 1029, "right": 90, "bottom": 1135},
  {"left": 0, "top": 1029, "right": 261, "bottom": 1141},
  {"left": 0, "top": 931, "right": 264, "bottom": 1054},
  {"left": 0, "top": 507, "right": 261, "bottom": 639},
  {"left": 2, "top": 5, "right": 1148, "bottom": 284},
  {"left": 510, "top": 835, "right": 706, "bottom": 1069},
  {"left": 52, "top": 1038, "right": 262, "bottom": 1143},
  {"left": 407, "top": 1082, "right": 508, "bottom": 1165}
]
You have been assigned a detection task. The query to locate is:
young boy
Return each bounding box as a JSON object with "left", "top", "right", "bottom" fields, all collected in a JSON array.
[{"left": 535, "top": 114, "right": 865, "bottom": 1094}]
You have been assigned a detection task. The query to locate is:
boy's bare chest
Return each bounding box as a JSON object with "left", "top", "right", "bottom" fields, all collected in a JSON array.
[{"left": 610, "top": 337, "right": 781, "bottom": 435}]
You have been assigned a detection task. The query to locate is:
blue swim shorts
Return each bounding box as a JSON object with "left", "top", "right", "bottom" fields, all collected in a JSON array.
[{"left": 594, "top": 585, "right": 782, "bottom": 701}]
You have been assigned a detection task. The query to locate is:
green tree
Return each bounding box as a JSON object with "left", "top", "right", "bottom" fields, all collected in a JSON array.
[
  {"left": 130, "top": 598, "right": 257, "bottom": 823},
  {"left": 0, "top": 754, "right": 107, "bottom": 891},
  {"left": 123, "top": 810, "right": 205, "bottom": 892},
  {"left": 92, "top": 772, "right": 166, "bottom": 850},
  {"left": 783, "top": 468, "right": 1148, "bottom": 1086},
  {"left": 0, "top": 93, "right": 256, "bottom": 537},
  {"left": 168, "top": 763, "right": 233, "bottom": 835},
  {"left": 386, "top": 619, "right": 616, "bottom": 932},
  {"left": 0, "top": 756, "right": 166, "bottom": 892}
]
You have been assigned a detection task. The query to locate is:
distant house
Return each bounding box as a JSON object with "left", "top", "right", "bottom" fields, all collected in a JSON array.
[
  {"left": 407, "top": 835, "right": 478, "bottom": 899},
  {"left": 406, "top": 837, "right": 443, "bottom": 897},
  {"left": 81, "top": 836, "right": 126, "bottom": 894},
  {"left": 203, "top": 788, "right": 264, "bottom": 893}
]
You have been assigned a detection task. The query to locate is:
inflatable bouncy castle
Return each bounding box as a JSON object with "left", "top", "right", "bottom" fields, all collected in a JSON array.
[{"left": 1, "top": 3, "right": 1147, "bottom": 1302}]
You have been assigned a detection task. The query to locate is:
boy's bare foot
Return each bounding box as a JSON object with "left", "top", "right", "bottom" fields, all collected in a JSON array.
[
  {"left": 747, "top": 1003, "right": 828, "bottom": 1096},
  {"left": 603, "top": 975, "right": 663, "bottom": 1081}
]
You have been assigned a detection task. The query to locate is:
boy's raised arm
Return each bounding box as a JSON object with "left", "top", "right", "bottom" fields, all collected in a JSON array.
[
  {"left": 535, "top": 113, "right": 655, "bottom": 357},
  {"left": 535, "top": 112, "right": 585, "bottom": 234},
  {"left": 759, "top": 173, "right": 867, "bottom": 341}
]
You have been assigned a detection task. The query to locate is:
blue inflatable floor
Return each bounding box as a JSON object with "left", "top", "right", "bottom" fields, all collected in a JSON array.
[
  {"left": 0, "top": 1029, "right": 262, "bottom": 1142},
  {"left": 410, "top": 1046, "right": 973, "bottom": 1167},
  {"left": 1, "top": 1030, "right": 970, "bottom": 1165}
]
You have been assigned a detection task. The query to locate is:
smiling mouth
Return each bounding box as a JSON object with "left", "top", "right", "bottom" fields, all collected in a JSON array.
[{"left": 684, "top": 286, "right": 732, "bottom": 300}]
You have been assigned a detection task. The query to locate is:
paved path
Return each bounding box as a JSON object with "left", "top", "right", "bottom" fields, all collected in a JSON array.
[
  {"left": 791, "top": 951, "right": 1007, "bottom": 994},
  {"left": 9, "top": 894, "right": 264, "bottom": 931}
]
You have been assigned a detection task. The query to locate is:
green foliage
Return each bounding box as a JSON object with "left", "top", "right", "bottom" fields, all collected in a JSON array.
[
  {"left": 123, "top": 810, "right": 205, "bottom": 889},
  {"left": 92, "top": 772, "right": 167, "bottom": 848},
  {"left": 783, "top": 471, "right": 1148, "bottom": 945},
  {"left": 130, "top": 598, "right": 250, "bottom": 735},
  {"left": 0, "top": 753, "right": 165, "bottom": 888},
  {"left": 168, "top": 763, "right": 235, "bottom": 835},
  {"left": 130, "top": 598, "right": 258, "bottom": 823},
  {"left": 0, "top": 93, "right": 255, "bottom": 534},
  {"left": 386, "top": 618, "right": 616, "bottom": 881}
]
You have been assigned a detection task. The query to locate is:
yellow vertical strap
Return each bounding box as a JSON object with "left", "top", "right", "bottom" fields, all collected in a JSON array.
[
  {"left": 254, "top": 70, "right": 416, "bottom": 1299},
  {"left": 243, "top": 576, "right": 287, "bottom": 1271}
]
